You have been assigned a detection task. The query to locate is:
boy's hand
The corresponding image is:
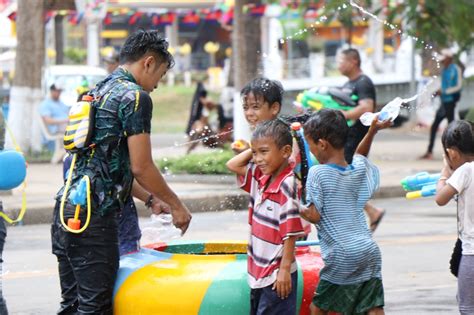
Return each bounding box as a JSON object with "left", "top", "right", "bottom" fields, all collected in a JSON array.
[
  {"left": 231, "top": 139, "right": 250, "bottom": 154},
  {"left": 273, "top": 269, "right": 292, "bottom": 299},
  {"left": 369, "top": 114, "right": 393, "bottom": 133}
]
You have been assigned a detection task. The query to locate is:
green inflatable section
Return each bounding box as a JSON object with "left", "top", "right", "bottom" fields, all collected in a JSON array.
[
  {"left": 198, "top": 256, "right": 306, "bottom": 314},
  {"left": 198, "top": 254, "right": 249, "bottom": 314}
]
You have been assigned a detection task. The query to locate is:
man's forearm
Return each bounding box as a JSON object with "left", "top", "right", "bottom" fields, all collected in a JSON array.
[
  {"left": 131, "top": 180, "right": 150, "bottom": 202},
  {"left": 133, "top": 163, "right": 183, "bottom": 210}
]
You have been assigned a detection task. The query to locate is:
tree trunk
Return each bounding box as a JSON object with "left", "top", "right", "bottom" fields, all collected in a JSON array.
[
  {"left": 7, "top": 0, "right": 45, "bottom": 152},
  {"left": 232, "top": 0, "right": 262, "bottom": 140},
  {"left": 233, "top": 0, "right": 262, "bottom": 91},
  {"left": 55, "top": 14, "right": 64, "bottom": 65}
]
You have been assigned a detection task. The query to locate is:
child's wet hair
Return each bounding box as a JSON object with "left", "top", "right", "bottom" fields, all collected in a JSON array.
[
  {"left": 241, "top": 78, "right": 284, "bottom": 109},
  {"left": 252, "top": 119, "right": 292, "bottom": 149},
  {"left": 441, "top": 120, "right": 474, "bottom": 155},
  {"left": 303, "top": 109, "right": 348, "bottom": 149}
]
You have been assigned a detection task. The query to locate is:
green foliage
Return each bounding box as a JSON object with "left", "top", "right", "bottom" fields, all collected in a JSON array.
[
  {"left": 157, "top": 149, "right": 234, "bottom": 175},
  {"left": 64, "top": 47, "right": 87, "bottom": 64},
  {"left": 385, "top": 0, "right": 474, "bottom": 53}
]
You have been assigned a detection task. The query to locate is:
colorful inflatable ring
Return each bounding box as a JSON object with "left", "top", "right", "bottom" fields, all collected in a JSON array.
[{"left": 114, "top": 240, "right": 326, "bottom": 315}]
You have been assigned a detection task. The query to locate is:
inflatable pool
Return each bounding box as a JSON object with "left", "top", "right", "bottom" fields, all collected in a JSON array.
[{"left": 114, "top": 240, "right": 325, "bottom": 315}]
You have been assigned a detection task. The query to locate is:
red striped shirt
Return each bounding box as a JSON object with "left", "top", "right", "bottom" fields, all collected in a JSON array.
[{"left": 240, "top": 163, "right": 305, "bottom": 289}]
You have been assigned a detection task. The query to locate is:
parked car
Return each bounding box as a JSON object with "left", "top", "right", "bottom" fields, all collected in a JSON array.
[{"left": 43, "top": 65, "right": 108, "bottom": 106}]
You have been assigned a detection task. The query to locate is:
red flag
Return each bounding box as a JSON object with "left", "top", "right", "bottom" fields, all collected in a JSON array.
[
  {"left": 181, "top": 11, "right": 200, "bottom": 26},
  {"left": 128, "top": 11, "right": 143, "bottom": 25},
  {"left": 159, "top": 12, "right": 175, "bottom": 26},
  {"left": 103, "top": 12, "right": 112, "bottom": 25},
  {"left": 7, "top": 11, "right": 16, "bottom": 21}
]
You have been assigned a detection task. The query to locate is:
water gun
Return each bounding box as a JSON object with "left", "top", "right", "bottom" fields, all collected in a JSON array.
[
  {"left": 231, "top": 139, "right": 248, "bottom": 151},
  {"left": 290, "top": 122, "right": 316, "bottom": 204},
  {"left": 67, "top": 177, "right": 88, "bottom": 230},
  {"left": 293, "top": 87, "right": 358, "bottom": 126},
  {"left": 401, "top": 172, "right": 440, "bottom": 199}
]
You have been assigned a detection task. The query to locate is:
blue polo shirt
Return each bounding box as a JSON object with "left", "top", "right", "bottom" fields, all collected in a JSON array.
[{"left": 39, "top": 98, "right": 69, "bottom": 134}]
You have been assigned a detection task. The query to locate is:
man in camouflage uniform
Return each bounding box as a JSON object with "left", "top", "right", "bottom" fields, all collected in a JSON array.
[{"left": 51, "top": 30, "right": 192, "bottom": 314}]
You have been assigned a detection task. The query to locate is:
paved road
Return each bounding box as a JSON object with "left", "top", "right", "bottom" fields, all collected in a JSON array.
[{"left": 3, "top": 197, "right": 459, "bottom": 314}]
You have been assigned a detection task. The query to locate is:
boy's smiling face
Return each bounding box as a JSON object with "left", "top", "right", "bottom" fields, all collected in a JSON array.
[
  {"left": 242, "top": 92, "right": 280, "bottom": 130},
  {"left": 251, "top": 136, "right": 291, "bottom": 176}
]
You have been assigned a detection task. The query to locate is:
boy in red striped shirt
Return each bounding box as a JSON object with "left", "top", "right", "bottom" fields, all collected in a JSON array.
[{"left": 227, "top": 119, "right": 305, "bottom": 314}]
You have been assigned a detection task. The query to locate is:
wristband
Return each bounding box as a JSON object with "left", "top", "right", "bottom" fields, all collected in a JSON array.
[
  {"left": 439, "top": 176, "right": 448, "bottom": 182},
  {"left": 145, "top": 194, "right": 154, "bottom": 208}
]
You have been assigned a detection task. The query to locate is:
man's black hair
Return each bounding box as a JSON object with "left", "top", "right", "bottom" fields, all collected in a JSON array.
[
  {"left": 119, "top": 30, "right": 175, "bottom": 69},
  {"left": 241, "top": 78, "right": 284, "bottom": 111},
  {"left": 342, "top": 48, "right": 361, "bottom": 68},
  {"left": 252, "top": 119, "right": 292, "bottom": 149},
  {"left": 303, "top": 109, "right": 348, "bottom": 149},
  {"left": 442, "top": 120, "right": 474, "bottom": 155}
]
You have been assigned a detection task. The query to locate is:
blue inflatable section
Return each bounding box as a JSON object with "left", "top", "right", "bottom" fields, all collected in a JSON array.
[{"left": 0, "top": 150, "right": 26, "bottom": 190}]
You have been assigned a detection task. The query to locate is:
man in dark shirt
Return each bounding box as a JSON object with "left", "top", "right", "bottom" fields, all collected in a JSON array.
[
  {"left": 51, "top": 30, "right": 192, "bottom": 314},
  {"left": 338, "top": 48, "right": 385, "bottom": 232}
]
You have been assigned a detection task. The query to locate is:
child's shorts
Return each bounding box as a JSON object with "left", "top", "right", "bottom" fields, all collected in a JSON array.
[
  {"left": 250, "top": 271, "right": 297, "bottom": 315},
  {"left": 313, "top": 277, "right": 384, "bottom": 314}
]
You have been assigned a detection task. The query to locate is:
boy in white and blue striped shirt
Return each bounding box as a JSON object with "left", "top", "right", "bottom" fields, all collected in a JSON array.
[{"left": 301, "top": 109, "right": 391, "bottom": 315}]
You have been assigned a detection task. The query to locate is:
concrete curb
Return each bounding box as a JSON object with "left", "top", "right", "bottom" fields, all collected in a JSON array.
[{"left": 5, "top": 185, "right": 406, "bottom": 225}]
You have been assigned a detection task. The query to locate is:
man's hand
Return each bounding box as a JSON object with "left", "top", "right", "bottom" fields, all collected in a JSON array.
[
  {"left": 171, "top": 204, "right": 192, "bottom": 234},
  {"left": 150, "top": 197, "right": 171, "bottom": 215},
  {"left": 273, "top": 269, "right": 292, "bottom": 299}
]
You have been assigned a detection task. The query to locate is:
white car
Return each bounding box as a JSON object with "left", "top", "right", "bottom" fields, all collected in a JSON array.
[{"left": 43, "top": 65, "right": 108, "bottom": 107}]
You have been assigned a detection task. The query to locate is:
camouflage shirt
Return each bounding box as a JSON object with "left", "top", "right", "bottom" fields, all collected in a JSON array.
[{"left": 58, "top": 68, "right": 152, "bottom": 215}]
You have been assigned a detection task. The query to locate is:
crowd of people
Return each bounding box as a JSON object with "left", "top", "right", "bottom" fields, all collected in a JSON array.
[{"left": 0, "top": 29, "right": 472, "bottom": 315}]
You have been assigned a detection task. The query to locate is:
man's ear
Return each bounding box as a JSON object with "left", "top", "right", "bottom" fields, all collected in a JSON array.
[
  {"left": 270, "top": 102, "right": 281, "bottom": 115},
  {"left": 143, "top": 55, "right": 156, "bottom": 73}
]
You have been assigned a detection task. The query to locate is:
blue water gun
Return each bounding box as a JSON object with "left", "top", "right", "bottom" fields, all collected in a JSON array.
[{"left": 401, "top": 172, "right": 440, "bottom": 199}]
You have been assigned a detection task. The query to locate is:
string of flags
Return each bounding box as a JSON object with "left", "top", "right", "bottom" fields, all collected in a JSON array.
[{"left": 5, "top": 3, "right": 286, "bottom": 27}]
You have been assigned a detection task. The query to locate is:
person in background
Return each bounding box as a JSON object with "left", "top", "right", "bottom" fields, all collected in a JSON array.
[
  {"left": 337, "top": 48, "right": 386, "bottom": 232},
  {"left": 103, "top": 50, "right": 120, "bottom": 74},
  {"left": 420, "top": 48, "right": 463, "bottom": 160},
  {"left": 39, "top": 84, "right": 69, "bottom": 152},
  {"left": 186, "top": 82, "right": 231, "bottom": 154}
]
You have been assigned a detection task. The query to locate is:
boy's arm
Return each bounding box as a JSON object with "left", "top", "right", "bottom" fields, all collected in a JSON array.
[
  {"left": 226, "top": 148, "right": 253, "bottom": 177},
  {"left": 273, "top": 236, "right": 297, "bottom": 299},
  {"left": 355, "top": 115, "right": 392, "bottom": 157},
  {"left": 300, "top": 204, "right": 321, "bottom": 224}
]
